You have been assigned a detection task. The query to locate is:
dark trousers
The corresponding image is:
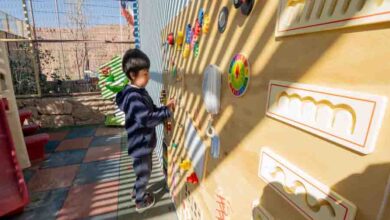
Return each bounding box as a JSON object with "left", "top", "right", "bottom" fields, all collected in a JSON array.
[{"left": 133, "top": 153, "right": 153, "bottom": 204}]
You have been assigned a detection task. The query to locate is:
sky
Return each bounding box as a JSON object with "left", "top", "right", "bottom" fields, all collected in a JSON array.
[{"left": 0, "top": 0, "right": 128, "bottom": 28}]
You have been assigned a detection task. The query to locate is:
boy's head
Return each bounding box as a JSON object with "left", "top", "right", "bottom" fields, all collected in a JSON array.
[{"left": 122, "top": 48, "right": 150, "bottom": 87}]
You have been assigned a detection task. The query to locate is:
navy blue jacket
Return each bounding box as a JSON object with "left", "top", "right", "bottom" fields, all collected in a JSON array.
[{"left": 116, "top": 85, "right": 171, "bottom": 158}]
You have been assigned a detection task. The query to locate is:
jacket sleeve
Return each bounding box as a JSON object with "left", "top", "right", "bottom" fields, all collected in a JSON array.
[{"left": 129, "top": 94, "right": 171, "bottom": 128}]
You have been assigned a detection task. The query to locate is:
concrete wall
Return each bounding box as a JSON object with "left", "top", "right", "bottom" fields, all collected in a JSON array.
[
  {"left": 160, "top": 0, "right": 390, "bottom": 220},
  {"left": 36, "top": 25, "right": 133, "bottom": 80},
  {"left": 17, "top": 92, "right": 116, "bottom": 128}
]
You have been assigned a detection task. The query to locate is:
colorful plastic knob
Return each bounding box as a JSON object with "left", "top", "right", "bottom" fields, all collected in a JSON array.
[
  {"left": 185, "top": 24, "right": 192, "bottom": 44},
  {"left": 202, "top": 14, "right": 210, "bottom": 34},
  {"left": 194, "top": 19, "right": 202, "bottom": 36},
  {"left": 167, "top": 32, "right": 174, "bottom": 46},
  {"left": 176, "top": 31, "right": 184, "bottom": 49},
  {"left": 190, "top": 29, "right": 197, "bottom": 49},
  {"left": 193, "top": 42, "right": 199, "bottom": 57},
  {"left": 180, "top": 159, "right": 191, "bottom": 170},
  {"left": 190, "top": 27, "right": 195, "bottom": 48},
  {"left": 198, "top": 9, "right": 204, "bottom": 26},
  {"left": 182, "top": 44, "right": 190, "bottom": 59},
  {"left": 171, "top": 66, "right": 177, "bottom": 78},
  {"left": 288, "top": 0, "right": 304, "bottom": 6},
  {"left": 187, "top": 172, "right": 199, "bottom": 184}
]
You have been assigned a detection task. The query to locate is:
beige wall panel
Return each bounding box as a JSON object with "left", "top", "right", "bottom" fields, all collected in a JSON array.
[{"left": 162, "top": 0, "right": 390, "bottom": 219}]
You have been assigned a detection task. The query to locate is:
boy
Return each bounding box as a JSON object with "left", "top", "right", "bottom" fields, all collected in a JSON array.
[{"left": 116, "top": 48, "right": 175, "bottom": 213}]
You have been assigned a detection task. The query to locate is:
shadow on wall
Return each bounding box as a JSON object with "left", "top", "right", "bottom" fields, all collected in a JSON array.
[
  {"left": 148, "top": 71, "right": 165, "bottom": 103},
  {"left": 149, "top": 71, "right": 163, "bottom": 85},
  {"left": 257, "top": 163, "right": 390, "bottom": 220},
  {"left": 154, "top": 0, "right": 390, "bottom": 219}
]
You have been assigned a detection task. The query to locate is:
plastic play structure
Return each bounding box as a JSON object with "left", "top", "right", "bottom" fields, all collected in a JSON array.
[
  {"left": 0, "top": 42, "right": 30, "bottom": 217},
  {"left": 0, "top": 99, "right": 29, "bottom": 217},
  {"left": 159, "top": 0, "right": 390, "bottom": 219},
  {"left": 98, "top": 56, "right": 128, "bottom": 126},
  {"left": 20, "top": 110, "right": 49, "bottom": 162},
  {"left": 2, "top": 0, "right": 390, "bottom": 219}
]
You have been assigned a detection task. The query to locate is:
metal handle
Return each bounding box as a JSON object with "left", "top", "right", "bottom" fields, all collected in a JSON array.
[{"left": 206, "top": 118, "right": 216, "bottom": 138}]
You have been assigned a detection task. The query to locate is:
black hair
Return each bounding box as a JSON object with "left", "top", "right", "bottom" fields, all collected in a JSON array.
[{"left": 122, "top": 48, "right": 150, "bottom": 81}]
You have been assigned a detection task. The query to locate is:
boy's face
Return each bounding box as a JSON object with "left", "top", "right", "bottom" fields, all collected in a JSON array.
[{"left": 132, "top": 69, "right": 150, "bottom": 87}]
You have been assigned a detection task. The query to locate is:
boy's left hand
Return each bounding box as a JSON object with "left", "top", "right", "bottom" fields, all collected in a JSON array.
[{"left": 166, "top": 98, "right": 176, "bottom": 112}]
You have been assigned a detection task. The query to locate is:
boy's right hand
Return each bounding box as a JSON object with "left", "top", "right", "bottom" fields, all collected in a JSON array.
[{"left": 166, "top": 98, "right": 176, "bottom": 112}]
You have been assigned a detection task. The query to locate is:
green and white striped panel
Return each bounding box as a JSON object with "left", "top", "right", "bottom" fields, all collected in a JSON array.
[
  {"left": 98, "top": 56, "right": 127, "bottom": 99},
  {"left": 98, "top": 56, "right": 126, "bottom": 126}
]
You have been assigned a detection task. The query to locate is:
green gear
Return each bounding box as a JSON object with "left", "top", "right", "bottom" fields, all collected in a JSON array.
[
  {"left": 193, "top": 42, "right": 199, "bottom": 57},
  {"left": 104, "top": 72, "right": 129, "bottom": 93},
  {"left": 171, "top": 66, "right": 177, "bottom": 78}
]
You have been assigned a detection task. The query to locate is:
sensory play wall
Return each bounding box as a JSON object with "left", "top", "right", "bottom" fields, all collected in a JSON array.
[
  {"left": 138, "top": 0, "right": 190, "bottom": 167},
  {"left": 156, "top": 0, "right": 390, "bottom": 219}
]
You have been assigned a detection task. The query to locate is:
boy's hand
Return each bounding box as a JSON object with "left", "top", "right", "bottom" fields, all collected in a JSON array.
[{"left": 166, "top": 98, "right": 176, "bottom": 112}]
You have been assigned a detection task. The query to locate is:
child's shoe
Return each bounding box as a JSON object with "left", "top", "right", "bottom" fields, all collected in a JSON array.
[{"left": 135, "top": 192, "right": 155, "bottom": 213}]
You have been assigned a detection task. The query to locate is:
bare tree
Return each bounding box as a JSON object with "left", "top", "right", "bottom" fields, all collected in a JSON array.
[{"left": 67, "top": 0, "right": 89, "bottom": 79}]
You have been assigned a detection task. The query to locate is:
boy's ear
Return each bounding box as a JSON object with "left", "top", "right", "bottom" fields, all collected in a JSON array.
[{"left": 129, "top": 72, "right": 136, "bottom": 81}]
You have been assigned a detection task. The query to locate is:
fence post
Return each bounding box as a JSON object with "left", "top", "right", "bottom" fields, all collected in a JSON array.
[
  {"left": 5, "top": 14, "right": 10, "bottom": 33},
  {"left": 22, "top": 0, "right": 42, "bottom": 97}
]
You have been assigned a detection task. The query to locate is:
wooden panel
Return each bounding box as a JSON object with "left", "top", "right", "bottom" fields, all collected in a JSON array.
[
  {"left": 161, "top": 0, "right": 390, "bottom": 219},
  {"left": 259, "top": 148, "right": 357, "bottom": 220},
  {"left": 266, "top": 80, "right": 387, "bottom": 154},
  {"left": 276, "top": 0, "right": 390, "bottom": 36}
]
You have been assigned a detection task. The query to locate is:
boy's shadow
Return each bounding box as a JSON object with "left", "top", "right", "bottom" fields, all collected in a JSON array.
[{"left": 147, "top": 177, "right": 169, "bottom": 203}]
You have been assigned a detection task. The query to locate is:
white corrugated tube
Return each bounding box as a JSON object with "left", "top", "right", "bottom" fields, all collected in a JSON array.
[
  {"left": 202, "top": 64, "right": 222, "bottom": 159},
  {"left": 202, "top": 64, "right": 221, "bottom": 115}
]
